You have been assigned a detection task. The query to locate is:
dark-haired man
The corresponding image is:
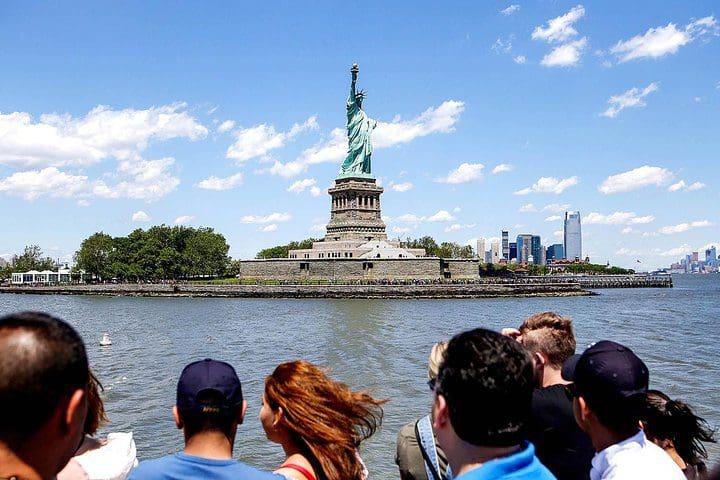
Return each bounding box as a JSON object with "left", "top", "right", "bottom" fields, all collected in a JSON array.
[
  {"left": 562, "top": 340, "right": 684, "bottom": 480},
  {"left": 130, "top": 358, "right": 281, "bottom": 480},
  {"left": 0, "top": 311, "right": 90, "bottom": 480},
  {"left": 504, "top": 312, "right": 594, "bottom": 479},
  {"left": 431, "top": 328, "right": 555, "bottom": 480}
]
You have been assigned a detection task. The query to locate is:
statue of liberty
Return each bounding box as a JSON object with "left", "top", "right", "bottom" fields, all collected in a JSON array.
[{"left": 339, "top": 63, "right": 377, "bottom": 178}]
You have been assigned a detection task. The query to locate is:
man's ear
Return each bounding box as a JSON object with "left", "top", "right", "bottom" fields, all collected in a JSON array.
[
  {"left": 173, "top": 406, "right": 184, "bottom": 430},
  {"left": 533, "top": 351, "right": 547, "bottom": 369},
  {"left": 576, "top": 396, "right": 593, "bottom": 425},
  {"left": 237, "top": 400, "right": 247, "bottom": 425},
  {"left": 432, "top": 394, "right": 449, "bottom": 431},
  {"left": 63, "top": 388, "right": 87, "bottom": 433}
]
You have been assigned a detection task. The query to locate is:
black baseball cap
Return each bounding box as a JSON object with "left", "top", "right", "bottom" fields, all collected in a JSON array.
[
  {"left": 176, "top": 358, "right": 244, "bottom": 416},
  {"left": 562, "top": 340, "right": 648, "bottom": 407}
]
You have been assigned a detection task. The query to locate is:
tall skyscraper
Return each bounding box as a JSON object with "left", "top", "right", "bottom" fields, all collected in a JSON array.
[
  {"left": 509, "top": 242, "right": 517, "bottom": 262},
  {"left": 501, "top": 231, "right": 509, "bottom": 260},
  {"left": 516, "top": 234, "right": 533, "bottom": 264},
  {"left": 476, "top": 237, "right": 486, "bottom": 261},
  {"left": 706, "top": 246, "right": 717, "bottom": 265},
  {"left": 491, "top": 240, "right": 501, "bottom": 264},
  {"left": 531, "top": 235, "right": 542, "bottom": 265},
  {"left": 564, "top": 211, "right": 582, "bottom": 260}
]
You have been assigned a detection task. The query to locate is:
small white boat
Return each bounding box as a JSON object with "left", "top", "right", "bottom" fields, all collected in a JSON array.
[{"left": 100, "top": 333, "right": 112, "bottom": 346}]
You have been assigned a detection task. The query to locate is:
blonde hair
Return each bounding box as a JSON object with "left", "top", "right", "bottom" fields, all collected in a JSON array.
[{"left": 428, "top": 341, "right": 448, "bottom": 380}]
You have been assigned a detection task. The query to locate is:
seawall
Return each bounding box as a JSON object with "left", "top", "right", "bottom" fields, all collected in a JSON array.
[{"left": 0, "top": 282, "right": 590, "bottom": 298}]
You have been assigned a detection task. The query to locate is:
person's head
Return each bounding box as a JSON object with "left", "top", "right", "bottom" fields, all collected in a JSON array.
[
  {"left": 173, "top": 359, "right": 246, "bottom": 445},
  {"left": 432, "top": 328, "right": 534, "bottom": 450},
  {"left": 562, "top": 340, "right": 648, "bottom": 440},
  {"left": 262, "top": 360, "right": 385, "bottom": 480},
  {"left": 0, "top": 311, "right": 89, "bottom": 476},
  {"left": 428, "top": 341, "right": 448, "bottom": 381},
  {"left": 84, "top": 370, "right": 109, "bottom": 435},
  {"left": 641, "top": 389, "right": 716, "bottom": 466},
  {"left": 519, "top": 312, "right": 575, "bottom": 367}
]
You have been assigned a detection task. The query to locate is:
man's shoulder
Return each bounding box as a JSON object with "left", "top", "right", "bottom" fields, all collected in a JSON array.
[
  {"left": 130, "top": 453, "right": 281, "bottom": 480},
  {"left": 600, "top": 441, "right": 685, "bottom": 480}
]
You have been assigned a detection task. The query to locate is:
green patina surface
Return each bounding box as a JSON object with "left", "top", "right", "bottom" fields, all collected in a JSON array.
[{"left": 338, "top": 64, "right": 377, "bottom": 179}]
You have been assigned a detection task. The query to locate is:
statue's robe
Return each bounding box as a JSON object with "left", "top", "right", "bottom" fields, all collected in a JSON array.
[{"left": 340, "top": 86, "right": 377, "bottom": 176}]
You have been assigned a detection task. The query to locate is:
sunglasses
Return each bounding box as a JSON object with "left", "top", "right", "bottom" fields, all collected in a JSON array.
[{"left": 565, "top": 383, "right": 580, "bottom": 399}]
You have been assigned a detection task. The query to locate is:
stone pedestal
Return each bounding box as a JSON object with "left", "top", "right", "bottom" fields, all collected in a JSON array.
[{"left": 324, "top": 177, "right": 387, "bottom": 242}]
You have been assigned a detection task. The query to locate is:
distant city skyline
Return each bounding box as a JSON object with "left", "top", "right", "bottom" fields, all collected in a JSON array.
[{"left": 0, "top": 2, "right": 718, "bottom": 270}]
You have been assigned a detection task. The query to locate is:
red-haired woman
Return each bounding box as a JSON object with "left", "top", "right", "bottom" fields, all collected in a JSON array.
[{"left": 260, "top": 360, "right": 385, "bottom": 480}]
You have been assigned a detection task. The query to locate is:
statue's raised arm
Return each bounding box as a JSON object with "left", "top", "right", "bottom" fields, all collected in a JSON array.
[{"left": 339, "top": 63, "right": 377, "bottom": 178}]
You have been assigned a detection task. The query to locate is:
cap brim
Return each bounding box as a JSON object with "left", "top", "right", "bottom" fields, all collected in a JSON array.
[{"left": 561, "top": 354, "right": 581, "bottom": 382}]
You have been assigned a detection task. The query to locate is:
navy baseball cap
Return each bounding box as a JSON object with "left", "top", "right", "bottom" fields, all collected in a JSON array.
[
  {"left": 176, "top": 359, "right": 243, "bottom": 416},
  {"left": 562, "top": 340, "right": 648, "bottom": 407}
]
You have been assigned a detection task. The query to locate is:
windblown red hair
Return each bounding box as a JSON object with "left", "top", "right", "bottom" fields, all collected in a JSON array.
[{"left": 264, "top": 360, "right": 385, "bottom": 480}]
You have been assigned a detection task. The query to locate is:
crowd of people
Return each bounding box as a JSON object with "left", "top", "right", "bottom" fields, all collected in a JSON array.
[{"left": 0, "top": 310, "right": 716, "bottom": 480}]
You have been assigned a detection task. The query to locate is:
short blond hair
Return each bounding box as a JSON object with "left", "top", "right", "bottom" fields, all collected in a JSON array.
[
  {"left": 519, "top": 312, "right": 576, "bottom": 368},
  {"left": 428, "top": 341, "right": 448, "bottom": 380}
]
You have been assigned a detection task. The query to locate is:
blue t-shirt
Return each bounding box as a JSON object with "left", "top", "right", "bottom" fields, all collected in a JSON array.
[
  {"left": 455, "top": 442, "right": 557, "bottom": 480},
  {"left": 129, "top": 452, "right": 284, "bottom": 480}
]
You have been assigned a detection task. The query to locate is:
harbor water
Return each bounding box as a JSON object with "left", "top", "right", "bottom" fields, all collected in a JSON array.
[{"left": 0, "top": 274, "right": 717, "bottom": 476}]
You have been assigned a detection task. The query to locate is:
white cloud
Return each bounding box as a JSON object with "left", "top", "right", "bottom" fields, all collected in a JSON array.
[
  {"left": 519, "top": 203, "right": 537, "bottom": 213},
  {"left": 259, "top": 224, "right": 278, "bottom": 233},
  {"left": 391, "top": 182, "right": 414, "bottom": 192},
  {"left": 0, "top": 167, "right": 88, "bottom": 201},
  {"left": 668, "top": 180, "right": 706, "bottom": 192},
  {"left": 541, "top": 37, "right": 588, "bottom": 67},
  {"left": 197, "top": 173, "right": 244, "bottom": 191},
  {"left": 267, "top": 101, "right": 465, "bottom": 178},
  {"left": 310, "top": 186, "right": 322, "bottom": 197},
  {"left": 658, "top": 220, "right": 713, "bottom": 235},
  {"left": 492, "top": 163, "right": 514, "bottom": 174},
  {"left": 545, "top": 215, "right": 562, "bottom": 222},
  {"left": 436, "top": 163, "right": 484, "bottom": 184},
  {"left": 309, "top": 224, "right": 326, "bottom": 233},
  {"left": 542, "top": 203, "right": 571, "bottom": 213},
  {"left": 392, "top": 226, "right": 411, "bottom": 234},
  {"left": 226, "top": 116, "right": 318, "bottom": 164},
  {"left": 427, "top": 210, "right": 456, "bottom": 222},
  {"left": 659, "top": 244, "right": 692, "bottom": 257},
  {"left": 287, "top": 178, "right": 317, "bottom": 194},
  {"left": 600, "top": 82, "right": 659, "bottom": 118},
  {"left": 240, "top": 212, "right": 291, "bottom": 224},
  {"left": 445, "top": 223, "right": 476, "bottom": 232},
  {"left": 373, "top": 100, "right": 465, "bottom": 148},
  {"left": 553, "top": 230, "right": 563, "bottom": 238},
  {"left": 621, "top": 227, "right": 633, "bottom": 234},
  {"left": 492, "top": 37, "right": 514, "bottom": 55},
  {"left": 500, "top": 4, "right": 520, "bottom": 15},
  {"left": 174, "top": 215, "right": 195, "bottom": 225},
  {"left": 532, "top": 5, "right": 585, "bottom": 43},
  {"left": 453, "top": 206, "right": 462, "bottom": 213},
  {"left": 598, "top": 165, "right": 673, "bottom": 194},
  {"left": 217, "top": 120, "right": 235, "bottom": 133},
  {"left": 92, "top": 157, "right": 181, "bottom": 202},
  {"left": 0, "top": 103, "right": 207, "bottom": 169},
  {"left": 514, "top": 176, "right": 578, "bottom": 195},
  {"left": 584, "top": 211, "right": 655, "bottom": 225},
  {"left": 132, "top": 211, "right": 151, "bottom": 223},
  {"left": 610, "top": 16, "right": 719, "bottom": 63},
  {"left": 396, "top": 213, "right": 425, "bottom": 223},
  {"left": 513, "top": 55, "right": 527, "bottom": 64}
]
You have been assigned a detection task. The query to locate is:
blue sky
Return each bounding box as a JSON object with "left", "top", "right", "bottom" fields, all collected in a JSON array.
[{"left": 0, "top": 1, "right": 718, "bottom": 270}]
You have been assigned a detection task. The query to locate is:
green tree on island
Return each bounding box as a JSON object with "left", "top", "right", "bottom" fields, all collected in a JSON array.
[
  {"left": 74, "top": 225, "right": 231, "bottom": 281},
  {"left": 13, "top": 245, "right": 55, "bottom": 271}
]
